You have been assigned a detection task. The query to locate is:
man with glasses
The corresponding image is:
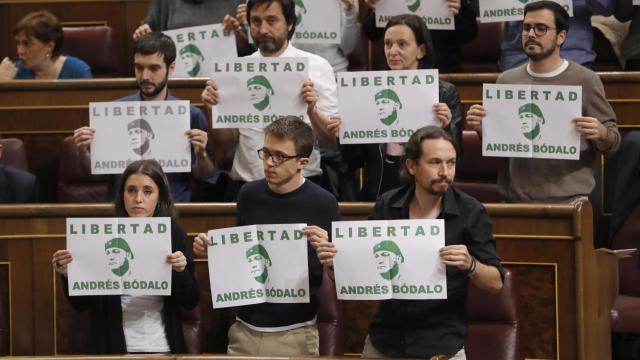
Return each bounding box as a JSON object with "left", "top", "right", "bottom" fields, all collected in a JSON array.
[
  {"left": 466, "top": 0, "right": 619, "bottom": 203},
  {"left": 499, "top": 0, "right": 614, "bottom": 70},
  {"left": 193, "top": 116, "right": 340, "bottom": 356}
]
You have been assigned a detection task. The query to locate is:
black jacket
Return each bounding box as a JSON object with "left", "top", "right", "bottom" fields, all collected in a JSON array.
[
  {"left": 62, "top": 222, "right": 199, "bottom": 354},
  {"left": 340, "top": 80, "right": 463, "bottom": 201}
]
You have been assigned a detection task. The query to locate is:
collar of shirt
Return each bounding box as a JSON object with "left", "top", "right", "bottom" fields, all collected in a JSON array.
[{"left": 389, "top": 184, "right": 461, "bottom": 220}]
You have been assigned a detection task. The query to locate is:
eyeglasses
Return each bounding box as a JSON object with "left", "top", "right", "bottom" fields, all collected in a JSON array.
[
  {"left": 522, "top": 23, "right": 556, "bottom": 36},
  {"left": 257, "top": 148, "right": 302, "bottom": 166}
]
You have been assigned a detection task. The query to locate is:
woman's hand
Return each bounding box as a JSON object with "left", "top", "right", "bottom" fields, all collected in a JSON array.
[
  {"left": 0, "top": 57, "right": 18, "bottom": 80},
  {"left": 193, "top": 233, "right": 212, "bottom": 258},
  {"left": 167, "top": 251, "right": 187, "bottom": 272},
  {"left": 433, "top": 103, "right": 452, "bottom": 128},
  {"left": 52, "top": 249, "right": 73, "bottom": 277},
  {"left": 132, "top": 24, "right": 152, "bottom": 40}
]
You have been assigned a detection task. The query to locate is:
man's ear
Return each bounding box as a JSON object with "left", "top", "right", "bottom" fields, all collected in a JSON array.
[
  {"left": 167, "top": 61, "right": 176, "bottom": 76},
  {"left": 405, "top": 158, "right": 416, "bottom": 176},
  {"left": 556, "top": 30, "right": 567, "bottom": 47}
]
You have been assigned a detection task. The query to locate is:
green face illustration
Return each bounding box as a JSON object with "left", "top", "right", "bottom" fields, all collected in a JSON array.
[
  {"left": 375, "top": 89, "right": 402, "bottom": 126},
  {"left": 373, "top": 240, "right": 404, "bottom": 280},
  {"left": 247, "top": 75, "right": 274, "bottom": 111},
  {"left": 294, "top": 0, "right": 307, "bottom": 26},
  {"left": 518, "top": 103, "right": 545, "bottom": 141},
  {"left": 105, "top": 237, "right": 134, "bottom": 277},
  {"left": 180, "top": 44, "right": 205, "bottom": 77},
  {"left": 246, "top": 244, "right": 272, "bottom": 284},
  {"left": 405, "top": 0, "right": 421, "bottom": 12}
]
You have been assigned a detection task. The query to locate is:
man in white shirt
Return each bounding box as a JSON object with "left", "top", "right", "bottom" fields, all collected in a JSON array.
[{"left": 201, "top": 0, "right": 338, "bottom": 200}]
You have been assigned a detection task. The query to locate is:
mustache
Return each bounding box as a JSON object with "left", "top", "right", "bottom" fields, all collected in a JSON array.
[
  {"left": 140, "top": 80, "right": 156, "bottom": 87},
  {"left": 431, "top": 177, "right": 452, "bottom": 185}
]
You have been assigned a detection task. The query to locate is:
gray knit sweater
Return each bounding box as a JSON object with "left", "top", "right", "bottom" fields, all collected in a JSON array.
[{"left": 496, "top": 61, "right": 620, "bottom": 202}]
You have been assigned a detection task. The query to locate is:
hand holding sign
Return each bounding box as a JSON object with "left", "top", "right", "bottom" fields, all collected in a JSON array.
[
  {"left": 301, "top": 79, "right": 318, "bottom": 114},
  {"left": 439, "top": 244, "right": 473, "bottom": 271},
  {"left": 193, "top": 233, "right": 211, "bottom": 258},
  {"left": 303, "top": 225, "right": 329, "bottom": 249},
  {"left": 433, "top": 103, "right": 452, "bottom": 128},
  {"left": 574, "top": 117, "right": 607, "bottom": 141},
  {"left": 465, "top": 104, "right": 486, "bottom": 134},
  {"left": 52, "top": 249, "right": 73, "bottom": 277},
  {"left": 166, "top": 251, "right": 187, "bottom": 272},
  {"left": 201, "top": 80, "right": 220, "bottom": 112},
  {"left": 314, "top": 241, "right": 337, "bottom": 267},
  {"left": 447, "top": 0, "right": 461, "bottom": 15}
]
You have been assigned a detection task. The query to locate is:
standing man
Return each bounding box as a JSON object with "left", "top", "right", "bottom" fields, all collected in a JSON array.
[
  {"left": 73, "top": 32, "right": 214, "bottom": 202},
  {"left": 193, "top": 116, "right": 340, "bottom": 356},
  {"left": 315, "top": 126, "right": 504, "bottom": 359},
  {"left": 466, "top": 1, "right": 620, "bottom": 202},
  {"left": 201, "top": 0, "right": 338, "bottom": 200}
]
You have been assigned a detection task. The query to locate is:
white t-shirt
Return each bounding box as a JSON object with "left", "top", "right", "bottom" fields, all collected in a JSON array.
[
  {"left": 121, "top": 295, "right": 170, "bottom": 353},
  {"left": 230, "top": 43, "right": 339, "bottom": 182}
]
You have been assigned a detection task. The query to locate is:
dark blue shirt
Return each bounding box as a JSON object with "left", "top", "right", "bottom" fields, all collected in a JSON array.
[
  {"left": 368, "top": 184, "right": 504, "bottom": 358},
  {"left": 107, "top": 92, "right": 209, "bottom": 202},
  {"left": 15, "top": 56, "right": 92, "bottom": 79}
]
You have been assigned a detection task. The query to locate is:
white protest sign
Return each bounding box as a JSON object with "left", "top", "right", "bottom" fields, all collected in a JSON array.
[
  {"left": 66, "top": 217, "right": 172, "bottom": 296},
  {"left": 634, "top": 0, "right": 640, "bottom": 5},
  {"left": 375, "top": 0, "right": 454, "bottom": 30},
  {"left": 164, "top": 23, "right": 237, "bottom": 78},
  {"left": 338, "top": 69, "right": 439, "bottom": 144},
  {"left": 482, "top": 83, "right": 582, "bottom": 160},
  {"left": 210, "top": 58, "right": 309, "bottom": 128},
  {"left": 332, "top": 219, "right": 447, "bottom": 300},
  {"left": 292, "top": 0, "right": 342, "bottom": 44},
  {"left": 90, "top": 101, "right": 191, "bottom": 174},
  {"left": 208, "top": 224, "right": 310, "bottom": 308},
  {"left": 479, "top": 0, "right": 573, "bottom": 23}
]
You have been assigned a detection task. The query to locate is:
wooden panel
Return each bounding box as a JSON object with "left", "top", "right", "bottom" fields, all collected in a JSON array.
[
  {"left": 0, "top": 201, "right": 617, "bottom": 359},
  {"left": 0, "top": 263, "right": 10, "bottom": 356}
]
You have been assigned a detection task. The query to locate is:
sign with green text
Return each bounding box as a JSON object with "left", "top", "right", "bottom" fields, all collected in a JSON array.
[
  {"left": 332, "top": 220, "right": 446, "bottom": 300},
  {"left": 376, "top": 0, "right": 454, "bottom": 30},
  {"left": 482, "top": 83, "right": 582, "bottom": 160},
  {"left": 210, "top": 58, "right": 309, "bottom": 128},
  {"left": 164, "top": 23, "right": 237, "bottom": 78},
  {"left": 89, "top": 101, "right": 191, "bottom": 174},
  {"left": 292, "top": 0, "right": 341, "bottom": 44},
  {"left": 337, "top": 69, "right": 439, "bottom": 144},
  {"left": 207, "top": 224, "right": 310, "bottom": 308},
  {"left": 66, "top": 217, "right": 172, "bottom": 296},
  {"left": 479, "top": 0, "right": 573, "bottom": 23}
]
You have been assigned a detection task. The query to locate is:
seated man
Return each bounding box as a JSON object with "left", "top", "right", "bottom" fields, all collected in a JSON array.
[
  {"left": 193, "top": 116, "right": 340, "bottom": 356},
  {"left": 73, "top": 33, "right": 214, "bottom": 202},
  {"left": 0, "top": 143, "right": 38, "bottom": 203},
  {"left": 466, "top": 1, "right": 620, "bottom": 202},
  {"left": 315, "top": 126, "right": 504, "bottom": 359}
]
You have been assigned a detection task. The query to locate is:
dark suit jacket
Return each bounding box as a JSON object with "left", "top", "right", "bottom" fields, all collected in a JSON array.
[{"left": 0, "top": 164, "right": 38, "bottom": 203}]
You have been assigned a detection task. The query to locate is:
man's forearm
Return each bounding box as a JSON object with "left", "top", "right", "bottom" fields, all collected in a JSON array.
[
  {"left": 193, "top": 153, "right": 215, "bottom": 180},
  {"left": 308, "top": 107, "right": 335, "bottom": 142},
  {"left": 469, "top": 261, "right": 502, "bottom": 293}
]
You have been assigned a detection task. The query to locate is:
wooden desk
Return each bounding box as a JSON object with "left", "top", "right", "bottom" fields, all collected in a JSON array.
[{"left": 0, "top": 200, "right": 617, "bottom": 359}]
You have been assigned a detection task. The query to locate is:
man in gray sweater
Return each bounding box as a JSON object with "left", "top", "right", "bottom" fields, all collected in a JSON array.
[{"left": 465, "top": 0, "right": 619, "bottom": 203}]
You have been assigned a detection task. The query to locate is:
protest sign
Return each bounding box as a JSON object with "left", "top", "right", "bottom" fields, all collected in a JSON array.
[
  {"left": 207, "top": 224, "right": 310, "bottom": 308},
  {"left": 164, "top": 23, "right": 237, "bottom": 78},
  {"left": 292, "top": 0, "right": 342, "bottom": 44},
  {"left": 375, "top": 0, "right": 454, "bottom": 30},
  {"left": 66, "top": 217, "right": 172, "bottom": 296},
  {"left": 479, "top": 0, "right": 573, "bottom": 23},
  {"left": 210, "top": 58, "right": 309, "bottom": 128},
  {"left": 332, "top": 219, "right": 446, "bottom": 300},
  {"left": 90, "top": 101, "right": 191, "bottom": 174},
  {"left": 482, "top": 83, "right": 582, "bottom": 160},
  {"left": 338, "top": 70, "right": 439, "bottom": 144}
]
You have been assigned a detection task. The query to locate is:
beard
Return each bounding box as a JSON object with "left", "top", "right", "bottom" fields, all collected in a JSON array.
[
  {"left": 254, "top": 33, "right": 287, "bottom": 55},
  {"left": 138, "top": 73, "right": 169, "bottom": 98},
  {"left": 524, "top": 39, "right": 556, "bottom": 62},
  {"left": 427, "top": 177, "right": 452, "bottom": 196}
]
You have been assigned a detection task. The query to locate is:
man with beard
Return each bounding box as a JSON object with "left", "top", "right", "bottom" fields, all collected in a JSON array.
[
  {"left": 466, "top": 1, "right": 619, "bottom": 203},
  {"left": 314, "top": 126, "right": 504, "bottom": 359},
  {"left": 201, "top": 0, "right": 338, "bottom": 200},
  {"left": 73, "top": 32, "right": 214, "bottom": 202}
]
